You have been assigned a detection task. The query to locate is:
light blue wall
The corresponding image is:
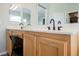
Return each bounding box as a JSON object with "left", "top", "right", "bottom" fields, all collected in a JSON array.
[{"left": 47, "top": 3, "right": 78, "bottom": 25}]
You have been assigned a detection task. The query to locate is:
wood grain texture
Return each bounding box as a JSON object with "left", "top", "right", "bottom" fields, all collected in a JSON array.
[
  {"left": 70, "top": 34, "right": 77, "bottom": 56},
  {"left": 23, "top": 32, "right": 36, "bottom": 56},
  {"left": 6, "top": 29, "right": 78, "bottom": 56},
  {"left": 36, "top": 36, "right": 67, "bottom": 56},
  {"left": 6, "top": 30, "right": 12, "bottom": 56}
]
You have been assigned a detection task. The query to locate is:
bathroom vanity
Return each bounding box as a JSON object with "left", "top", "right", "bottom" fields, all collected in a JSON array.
[{"left": 6, "top": 27, "right": 79, "bottom": 56}]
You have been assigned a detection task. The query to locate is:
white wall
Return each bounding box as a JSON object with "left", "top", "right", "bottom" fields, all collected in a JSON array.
[{"left": 0, "top": 4, "right": 10, "bottom": 53}]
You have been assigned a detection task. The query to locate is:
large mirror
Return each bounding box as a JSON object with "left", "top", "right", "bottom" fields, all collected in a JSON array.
[
  {"left": 38, "top": 4, "right": 47, "bottom": 25},
  {"left": 22, "top": 8, "right": 31, "bottom": 25},
  {"left": 9, "top": 4, "right": 21, "bottom": 22},
  {"left": 9, "top": 4, "right": 31, "bottom": 25}
]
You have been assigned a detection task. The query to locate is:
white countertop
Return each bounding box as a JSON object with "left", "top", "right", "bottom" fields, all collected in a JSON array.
[{"left": 6, "top": 26, "right": 79, "bottom": 35}]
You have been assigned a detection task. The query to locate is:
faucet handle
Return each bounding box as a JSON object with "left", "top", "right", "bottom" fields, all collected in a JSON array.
[
  {"left": 47, "top": 26, "right": 50, "bottom": 30},
  {"left": 58, "top": 21, "right": 62, "bottom": 30},
  {"left": 19, "top": 23, "right": 24, "bottom": 29},
  {"left": 58, "top": 21, "right": 61, "bottom": 24}
]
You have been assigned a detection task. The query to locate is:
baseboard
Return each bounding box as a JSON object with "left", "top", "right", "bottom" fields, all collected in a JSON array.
[{"left": 0, "top": 51, "right": 7, "bottom": 56}]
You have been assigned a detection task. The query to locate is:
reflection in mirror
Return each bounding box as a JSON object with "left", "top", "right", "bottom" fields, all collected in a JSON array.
[
  {"left": 9, "top": 4, "right": 31, "bottom": 26},
  {"left": 22, "top": 8, "right": 31, "bottom": 25},
  {"left": 9, "top": 4, "right": 21, "bottom": 22},
  {"left": 68, "top": 11, "right": 78, "bottom": 23},
  {"left": 38, "top": 4, "right": 46, "bottom": 25}
]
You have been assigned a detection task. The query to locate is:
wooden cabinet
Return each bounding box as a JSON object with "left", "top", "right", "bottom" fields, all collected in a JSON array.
[
  {"left": 6, "top": 30, "right": 12, "bottom": 56},
  {"left": 6, "top": 30, "right": 23, "bottom": 56},
  {"left": 77, "top": 32, "right": 79, "bottom": 55},
  {"left": 36, "top": 36, "right": 67, "bottom": 56},
  {"left": 6, "top": 30, "right": 78, "bottom": 56},
  {"left": 23, "top": 32, "right": 36, "bottom": 56}
]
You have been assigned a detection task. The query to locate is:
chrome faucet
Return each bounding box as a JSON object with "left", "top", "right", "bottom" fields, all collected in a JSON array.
[{"left": 50, "top": 18, "right": 55, "bottom": 30}]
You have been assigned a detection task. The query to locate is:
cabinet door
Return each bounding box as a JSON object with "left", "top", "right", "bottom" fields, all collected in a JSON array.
[
  {"left": 12, "top": 30, "right": 23, "bottom": 38},
  {"left": 6, "top": 30, "right": 12, "bottom": 56},
  {"left": 6, "top": 30, "right": 23, "bottom": 56},
  {"left": 23, "top": 33, "right": 36, "bottom": 56},
  {"left": 36, "top": 36, "right": 67, "bottom": 56}
]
